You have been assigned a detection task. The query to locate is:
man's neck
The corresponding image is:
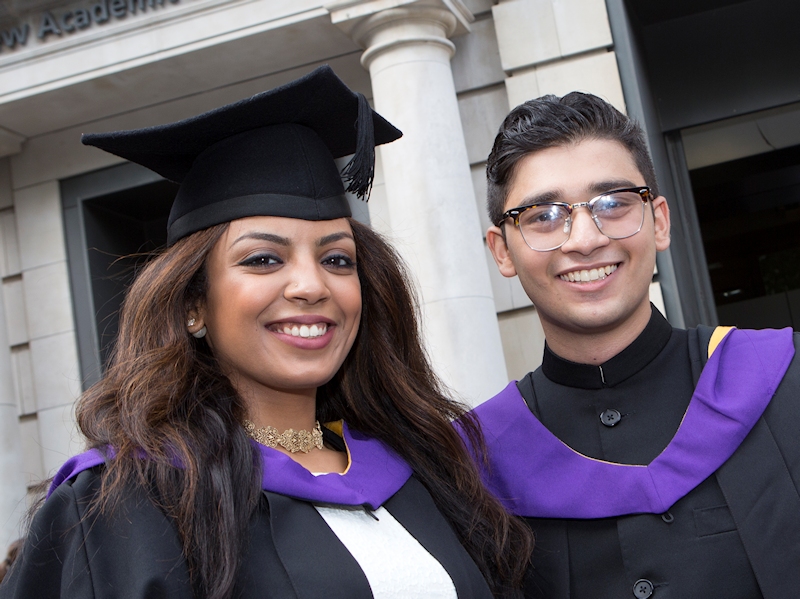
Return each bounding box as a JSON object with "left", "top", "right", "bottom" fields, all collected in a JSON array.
[{"left": 542, "top": 304, "right": 653, "bottom": 365}]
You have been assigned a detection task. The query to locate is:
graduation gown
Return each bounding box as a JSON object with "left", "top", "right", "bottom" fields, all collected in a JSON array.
[
  {"left": 0, "top": 423, "right": 492, "bottom": 599},
  {"left": 471, "top": 309, "right": 800, "bottom": 599}
]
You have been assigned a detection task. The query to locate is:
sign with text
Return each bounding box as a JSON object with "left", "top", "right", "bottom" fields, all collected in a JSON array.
[{"left": 1, "top": 0, "right": 182, "bottom": 52}]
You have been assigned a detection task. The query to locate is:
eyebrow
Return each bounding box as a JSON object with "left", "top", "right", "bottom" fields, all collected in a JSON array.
[
  {"left": 231, "top": 232, "right": 291, "bottom": 247},
  {"left": 516, "top": 179, "right": 641, "bottom": 207},
  {"left": 587, "top": 179, "right": 640, "bottom": 195},
  {"left": 230, "top": 230, "right": 355, "bottom": 248},
  {"left": 316, "top": 231, "right": 355, "bottom": 247}
]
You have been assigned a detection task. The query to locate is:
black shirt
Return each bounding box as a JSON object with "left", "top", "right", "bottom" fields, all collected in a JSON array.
[{"left": 518, "top": 309, "right": 761, "bottom": 599}]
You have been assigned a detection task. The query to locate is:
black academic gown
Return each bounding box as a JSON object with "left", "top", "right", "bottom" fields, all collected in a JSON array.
[
  {"left": 517, "top": 309, "right": 800, "bottom": 599},
  {"left": 0, "top": 437, "right": 492, "bottom": 599}
]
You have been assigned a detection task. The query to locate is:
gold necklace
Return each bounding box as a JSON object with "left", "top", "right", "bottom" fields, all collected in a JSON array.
[{"left": 243, "top": 419, "right": 324, "bottom": 453}]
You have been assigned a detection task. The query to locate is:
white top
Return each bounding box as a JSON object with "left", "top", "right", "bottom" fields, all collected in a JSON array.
[{"left": 314, "top": 505, "right": 458, "bottom": 599}]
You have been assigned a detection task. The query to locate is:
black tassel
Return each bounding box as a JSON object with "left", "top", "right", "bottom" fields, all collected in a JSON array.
[{"left": 342, "top": 93, "right": 376, "bottom": 201}]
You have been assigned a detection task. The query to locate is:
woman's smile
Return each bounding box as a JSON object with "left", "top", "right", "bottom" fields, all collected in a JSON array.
[{"left": 267, "top": 316, "right": 335, "bottom": 349}]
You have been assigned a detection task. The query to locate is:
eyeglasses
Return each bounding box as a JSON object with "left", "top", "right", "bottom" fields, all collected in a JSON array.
[{"left": 497, "top": 187, "right": 653, "bottom": 252}]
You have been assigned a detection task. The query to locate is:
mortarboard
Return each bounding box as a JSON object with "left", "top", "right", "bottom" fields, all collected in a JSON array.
[{"left": 81, "top": 65, "right": 402, "bottom": 245}]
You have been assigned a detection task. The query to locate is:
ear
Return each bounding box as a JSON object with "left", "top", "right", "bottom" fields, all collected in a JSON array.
[
  {"left": 486, "top": 225, "right": 519, "bottom": 278},
  {"left": 652, "top": 195, "right": 671, "bottom": 252},
  {"left": 186, "top": 305, "right": 206, "bottom": 336}
]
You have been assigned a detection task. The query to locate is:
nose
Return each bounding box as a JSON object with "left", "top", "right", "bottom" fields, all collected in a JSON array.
[
  {"left": 283, "top": 258, "right": 330, "bottom": 304},
  {"left": 559, "top": 205, "right": 610, "bottom": 255}
]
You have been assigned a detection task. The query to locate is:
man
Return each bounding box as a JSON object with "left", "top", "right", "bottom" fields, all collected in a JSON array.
[{"left": 475, "top": 92, "right": 800, "bottom": 599}]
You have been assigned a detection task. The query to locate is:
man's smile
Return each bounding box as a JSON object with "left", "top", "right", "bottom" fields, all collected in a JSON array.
[{"left": 559, "top": 263, "right": 618, "bottom": 282}]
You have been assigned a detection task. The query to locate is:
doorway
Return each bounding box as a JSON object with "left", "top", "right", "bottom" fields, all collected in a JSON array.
[
  {"left": 62, "top": 162, "right": 178, "bottom": 387},
  {"left": 683, "top": 105, "right": 800, "bottom": 331}
]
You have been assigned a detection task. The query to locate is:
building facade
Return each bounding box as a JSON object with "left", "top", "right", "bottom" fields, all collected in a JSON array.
[{"left": 0, "top": 0, "right": 798, "bottom": 546}]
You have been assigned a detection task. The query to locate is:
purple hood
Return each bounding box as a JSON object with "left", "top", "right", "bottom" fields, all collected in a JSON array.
[{"left": 470, "top": 327, "right": 794, "bottom": 518}]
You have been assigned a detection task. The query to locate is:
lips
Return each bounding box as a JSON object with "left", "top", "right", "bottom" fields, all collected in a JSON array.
[
  {"left": 266, "top": 314, "right": 336, "bottom": 342},
  {"left": 559, "top": 263, "right": 618, "bottom": 282}
]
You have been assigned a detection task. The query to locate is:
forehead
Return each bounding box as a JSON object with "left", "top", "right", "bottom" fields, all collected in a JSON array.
[{"left": 505, "top": 138, "right": 644, "bottom": 209}]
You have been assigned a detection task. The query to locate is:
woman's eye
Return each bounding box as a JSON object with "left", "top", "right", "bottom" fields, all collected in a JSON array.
[
  {"left": 240, "top": 254, "right": 281, "bottom": 267},
  {"left": 322, "top": 254, "right": 356, "bottom": 269}
]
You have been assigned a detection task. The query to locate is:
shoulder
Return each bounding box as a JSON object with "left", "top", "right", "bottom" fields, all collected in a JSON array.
[
  {"left": 472, "top": 381, "right": 526, "bottom": 415},
  {"left": 29, "top": 465, "right": 104, "bottom": 540},
  {"left": 47, "top": 464, "right": 103, "bottom": 504},
  {"left": 2, "top": 466, "right": 191, "bottom": 599},
  {"left": 766, "top": 330, "right": 800, "bottom": 394},
  {"left": 467, "top": 381, "right": 531, "bottom": 442},
  {"left": 31, "top": 464, "right": 177, "bottom": 555},
  {"left": 0, "top": 468, "right": 104, "bottom": 598}
]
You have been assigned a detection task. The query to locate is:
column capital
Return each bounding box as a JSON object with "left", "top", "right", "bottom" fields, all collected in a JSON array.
[
  {"left": 328, "top": 0, "right": 473, "bottom": 66},
  {"left": 325, "top": 0, "right": 475, "bottom": 48}
]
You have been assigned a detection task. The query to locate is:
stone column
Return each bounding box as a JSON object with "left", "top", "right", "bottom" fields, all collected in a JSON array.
[
  {"left": 330, "top": 0, "right": 509, "bottom": 405},
  {"left": 0, "top": 284, "right": 27, "bottom": 548}
]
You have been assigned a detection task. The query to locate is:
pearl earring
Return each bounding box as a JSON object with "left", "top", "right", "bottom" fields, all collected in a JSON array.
[{"left": 187, "top": 317, "right": 206, "bottom": 338}]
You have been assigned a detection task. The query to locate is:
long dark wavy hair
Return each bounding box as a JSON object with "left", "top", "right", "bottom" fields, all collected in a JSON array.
[{"left": 76, "top": 218, "right": 533, "bottom": 599}]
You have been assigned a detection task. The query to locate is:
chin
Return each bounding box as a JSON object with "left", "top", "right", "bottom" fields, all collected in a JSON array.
[
  {"left": 541, "top": 304, "right": 625, "bottom": 335},
  {"left": 576, "top": 300, "right": 649, "bottom": 332},
  {"left": 278, "top": 367, "right": 341, "bottom": 390}
]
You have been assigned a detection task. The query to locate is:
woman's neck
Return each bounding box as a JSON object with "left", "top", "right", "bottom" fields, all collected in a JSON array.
[{"left": 232, "top": 375, "right": 318, "bottom": 430}]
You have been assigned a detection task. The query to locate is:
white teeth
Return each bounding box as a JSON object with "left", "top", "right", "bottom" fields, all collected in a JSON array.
[
  {"left": 560, "top": 264, "right": 617, "bottom": 282},
  {"left": 278, "top": 323, "right": 328, "bottom": 338}
]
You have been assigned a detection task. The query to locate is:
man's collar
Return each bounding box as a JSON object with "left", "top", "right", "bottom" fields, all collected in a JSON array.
[{"left": 542, "top": 306, "right": 672, "bottom": 389}]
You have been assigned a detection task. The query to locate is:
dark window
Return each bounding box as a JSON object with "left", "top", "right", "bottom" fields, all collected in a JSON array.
[
  {"left": 691, "top": 144, "right": 800, "bottom": 330},
  {"left": 62, "top": 163, "right": 177, "bottom": 388}
]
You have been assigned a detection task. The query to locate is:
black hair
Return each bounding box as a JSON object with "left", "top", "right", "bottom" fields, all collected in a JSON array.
[{"left": 486, "top": 92, "right": 658, "bottom": 225}]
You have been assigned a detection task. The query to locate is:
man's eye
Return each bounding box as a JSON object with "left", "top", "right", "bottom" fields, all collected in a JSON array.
[
  {"left": 597, "top": 199, "right": 623, "bottom": 211},
  {"left": 533, "top": 210, "right": 560, "bottom": 222},
  {"left": 521, "top": 206, "right": 566, "bottom": 228},
  {"left": 594, "top": 194, "right": 639, "bottom": 219}
]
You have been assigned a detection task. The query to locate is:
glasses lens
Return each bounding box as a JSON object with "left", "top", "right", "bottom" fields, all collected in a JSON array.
[
  {"left": 518, "top": 204, "right": 571, "bottom": 250},
  {"left": 591, "top": 192, "right": 645, "bottom": 239}
]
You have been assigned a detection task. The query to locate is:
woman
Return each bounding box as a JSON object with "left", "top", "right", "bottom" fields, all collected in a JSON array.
[{"left": 0, "top": 66, "right": 531, "bottom": 599}]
